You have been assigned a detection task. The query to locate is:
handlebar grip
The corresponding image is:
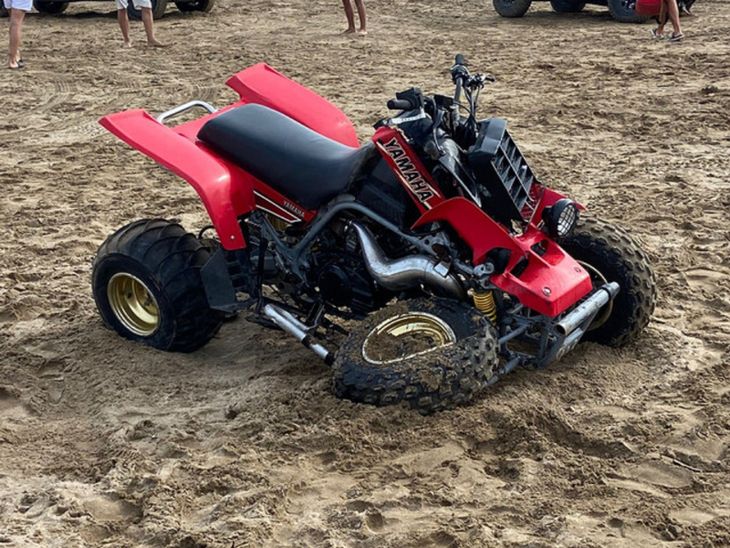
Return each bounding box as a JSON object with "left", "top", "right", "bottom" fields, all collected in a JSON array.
[{"left": 387, "top": 98, "right": 414, "bottom": 111}]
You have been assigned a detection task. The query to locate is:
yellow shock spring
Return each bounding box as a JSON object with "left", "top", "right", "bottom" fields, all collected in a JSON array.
[{"left": 472, "top": 290, "right": 497, "bottom": 324}]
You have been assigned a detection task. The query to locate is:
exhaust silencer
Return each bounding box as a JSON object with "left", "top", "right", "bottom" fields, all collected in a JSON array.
[
  {"left": 350, "top": 223, "right": 465, "bottom": 300},
  {"left": 555, "top": 282, "right": 620, "bottom": 336}
]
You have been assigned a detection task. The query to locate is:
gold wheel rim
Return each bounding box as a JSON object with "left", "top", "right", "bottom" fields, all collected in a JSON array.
[
  {"left": 362, "top": 312, "right": 456, "bottom": 365},
  {"left": 107, "top": 273, "right": 160, "bottom": 337},
  {"left": 579, "top": 261, "right": 613, "bottom": 331}
]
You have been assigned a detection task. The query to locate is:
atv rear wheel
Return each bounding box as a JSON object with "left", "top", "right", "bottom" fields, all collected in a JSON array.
[
  {"left": 128, "top": 0, "right": 167, "bottom": 20},
  {"left": 492, "top": 0, "right": 532, "bottom": 18},
  {"left": 550, "top": 0, "right": 586, "bottom": 12},
  {"left": 560, "top": 216, "right": 656, "bottom": 347},
  {"left": 333, "top": 298, "right": 498, "bottom": 414},
  {"left": 33, "top": 0, "right": 68, "bottom": 13},
  {"left": 92, "top": 219, "right": 224, "bottom": 352},
  {"left": 607, "top": 0, "right": 648, "bottom": 22},
  {"left": 175, "top": 0, "right": 215, "bottom": 12}
]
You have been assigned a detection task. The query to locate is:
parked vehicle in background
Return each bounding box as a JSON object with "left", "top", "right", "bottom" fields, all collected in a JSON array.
[
  {"left": 0, "top": 0, "right": 215, "bottom": 19},
  {"left": 492, "top": 0, "right": 648, "bottom": 23}
]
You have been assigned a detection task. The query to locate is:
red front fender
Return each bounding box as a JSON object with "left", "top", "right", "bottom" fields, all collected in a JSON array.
[{"left": 412, "top": 197, "right": 592, "bottom": 317}]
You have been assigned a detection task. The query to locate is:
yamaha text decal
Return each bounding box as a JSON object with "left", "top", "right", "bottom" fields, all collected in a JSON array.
[{"left": 380, "top": 137, "right": 440, "bottom": 208}]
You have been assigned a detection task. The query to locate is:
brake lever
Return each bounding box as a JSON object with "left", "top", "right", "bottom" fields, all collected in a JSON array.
[{"left": 469, "top": 73, "right": 496, "bottom": 88}]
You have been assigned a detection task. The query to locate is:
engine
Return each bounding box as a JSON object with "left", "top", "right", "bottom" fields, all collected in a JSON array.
[{"left": 309, "top": 250, "right": 386, "bottom": 317}]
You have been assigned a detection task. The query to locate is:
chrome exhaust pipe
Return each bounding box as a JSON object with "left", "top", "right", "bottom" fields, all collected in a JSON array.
[
  {"left": 263, "top": 304, "right": 334, "bottom": 364},
  {"left": 350, "top": 223, "right": 466, "bottom": 300},
  {"left": 555, "top": 282, "right": 620, "bottom": 336}
]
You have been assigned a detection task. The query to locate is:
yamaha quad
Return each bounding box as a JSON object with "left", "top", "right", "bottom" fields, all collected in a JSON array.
[{"left": 93, "top": 56, "right": 656, "bottom": 413}]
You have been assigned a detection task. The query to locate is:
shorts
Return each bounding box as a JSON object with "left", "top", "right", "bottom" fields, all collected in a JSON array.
[
  {"left": 3, "top": 0, "right": 32, "bottom": 11},
  {"left": 115, "top": 0, "right": 152, "bottom": 9}
]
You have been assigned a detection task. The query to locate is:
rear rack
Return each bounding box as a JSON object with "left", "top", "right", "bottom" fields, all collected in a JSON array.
[{"left": 156, "top": 100, "right": 218, "bottom": 125}]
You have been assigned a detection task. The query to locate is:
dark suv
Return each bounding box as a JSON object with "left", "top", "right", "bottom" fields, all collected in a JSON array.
[{"left": 0, "top": 0, "right": 214, "bottom": 19}]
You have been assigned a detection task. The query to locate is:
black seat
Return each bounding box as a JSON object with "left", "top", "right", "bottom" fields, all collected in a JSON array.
[{"left": 198, "top": 104, "right": 373, "bottom": 211}]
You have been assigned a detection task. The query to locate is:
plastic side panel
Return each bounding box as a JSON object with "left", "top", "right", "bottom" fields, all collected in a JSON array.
[
  {"left": 99, "top": 110, "right": 252, "bottom": 250},
  {"left": 227, "top": 63, "right": 360, "bottom": 148},
  {"left": 412, "top": 198, "right": 518, "bottom": 265},
  {"left": 412, "top": 198, "right": 592, "bottom": 316}
]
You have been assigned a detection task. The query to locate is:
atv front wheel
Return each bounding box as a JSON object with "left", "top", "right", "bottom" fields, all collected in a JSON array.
[
  {"left": 333, "top": 298, "right": 498, "bottom": 414},
  {"left": 92, "top": 219, "right": 224, "bottom": 352},
  {"left": 560, "top": 216, "right": 656, "bottom": 347},
  {"left": 175, "top": 0, "right": 215, "bottom": 12},
  {"left": 550, "top": 0, "right": 586, "bottom": 12},
  {"left": 492, "top": 0, "right": 532, "bottom": 18}
]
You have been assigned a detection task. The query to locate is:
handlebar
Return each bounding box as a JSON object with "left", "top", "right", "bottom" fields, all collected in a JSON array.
[{"left": 387, "top": 98, "right": 415, "bottom": 111}]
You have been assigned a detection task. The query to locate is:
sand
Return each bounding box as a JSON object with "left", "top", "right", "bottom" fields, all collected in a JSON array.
[{"left": 1, "top": 0, "right": 729, "bottom": 546}]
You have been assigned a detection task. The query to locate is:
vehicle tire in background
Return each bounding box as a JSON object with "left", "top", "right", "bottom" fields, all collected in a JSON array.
[
  {"left": 0, "top": 6, "right": 8, "bottom": 16},
  {"left": 92, "top": 219, "right": 224, "bottom": 353},
  {"left": 607, "top": 0, "right": 648, "bottom": 22},
  {"left": 492, "top": 0, "right": 532, "bottom": 17},
  {"left": 33, "top": 0, "right": 68, "bottom": 14},
  {"left": 128, "top": 0, "right": 167, "bottom": 20},
  {"left": 175, "top": 0, "right": 215, "bottom": 13},
  {"left": 333, "top": 298, "right": 499, "bottom": 414},
  {"left": 550, "top": 0, "right": 586, "bottom": 12},
  {"left": 559, "top": 216, "right": 656, "bottom": 347}
]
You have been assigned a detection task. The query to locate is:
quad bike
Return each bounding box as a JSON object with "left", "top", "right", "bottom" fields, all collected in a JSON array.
[
  {"left": 492, "top": 0, "right": 648, "bottom": 23},
  {"left": 93, "top": 56, "right": 656, "bottom": 413}
]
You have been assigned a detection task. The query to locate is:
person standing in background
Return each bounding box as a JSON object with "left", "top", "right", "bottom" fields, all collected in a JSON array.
[
  {"left": 115, "top": 0, "right": 164, "bottom": 48},
  {"left": 341, "top": 0, "right": 367, "bottom": 35},
  {"left": 4, "top": 0, "right": 30, "bottom": 69}
]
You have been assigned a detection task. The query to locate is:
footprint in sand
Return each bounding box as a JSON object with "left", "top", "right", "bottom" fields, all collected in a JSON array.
[{"left": 0, "top": 386, "right": 31, "bottom": 419}]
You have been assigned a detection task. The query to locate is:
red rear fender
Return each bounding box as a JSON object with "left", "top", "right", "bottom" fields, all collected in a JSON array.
[{"left": 99, "top": 110, "right": 255, "bottom": 250}]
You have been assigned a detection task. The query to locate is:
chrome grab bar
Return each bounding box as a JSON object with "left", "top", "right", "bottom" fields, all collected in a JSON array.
[{"left": 156, "top": 100, "right": 218, "bottom": 125}]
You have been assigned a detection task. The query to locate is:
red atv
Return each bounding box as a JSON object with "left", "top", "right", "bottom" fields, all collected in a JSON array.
[{"left": 93, "top": 56, "right": 656, "bottom": 413}]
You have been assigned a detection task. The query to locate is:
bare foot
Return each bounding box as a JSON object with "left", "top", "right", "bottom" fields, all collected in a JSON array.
[
  {"left": 357, "top": 28, "right": 368, "bottom": 35},
  {"left": 123, "top": 40, "right": 133, "bottom": 48},
  {"left": 341, "top": 27, "right": 356, "bottom": 34},
  {"left": 146, "top": 39, "right": 166, "bottom": 47}
]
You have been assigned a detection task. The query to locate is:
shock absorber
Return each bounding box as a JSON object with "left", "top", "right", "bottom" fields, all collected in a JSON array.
[{"left": 471, "top": 290, "right": 497, "bottom": 324}]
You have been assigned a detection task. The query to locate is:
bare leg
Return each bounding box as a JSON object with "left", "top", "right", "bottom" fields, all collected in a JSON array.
[
  {"left": 665, "top": 0, "right": 683, "bottom": 36},
  {"left": 656, "top": 0, "right": 667, "bottom": 34},
  {"left": 141, "top": 7, "right": 163, "bottom": 46},
  {"left": 117, "top": 9, "right": 132, "bottom": 47},
  {"left": 341, "top": 0, "right": 355, "bottom": 33},
  {"left": 354, "top": 0, "right": 366, "bottom": 34},
  {"left": 7, "top": 9, "right": 25, "bottom": 68}
]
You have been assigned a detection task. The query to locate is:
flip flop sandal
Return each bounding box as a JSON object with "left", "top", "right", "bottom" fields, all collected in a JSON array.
[
  {"left": 651, "top": 28, "right": 665, "bottom": 39},
  {"left": 669, "top": 32, "right": 685, "bottom": 42}
]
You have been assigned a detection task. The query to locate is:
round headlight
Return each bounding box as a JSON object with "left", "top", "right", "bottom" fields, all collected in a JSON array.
[{"left": 543, "top": 199, "right": 579, "bottom": 238}]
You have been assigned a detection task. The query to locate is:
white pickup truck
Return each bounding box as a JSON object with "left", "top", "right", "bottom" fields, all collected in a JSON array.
[{"left": 0, "top": 0, "right": 213, "bottom": 19}]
